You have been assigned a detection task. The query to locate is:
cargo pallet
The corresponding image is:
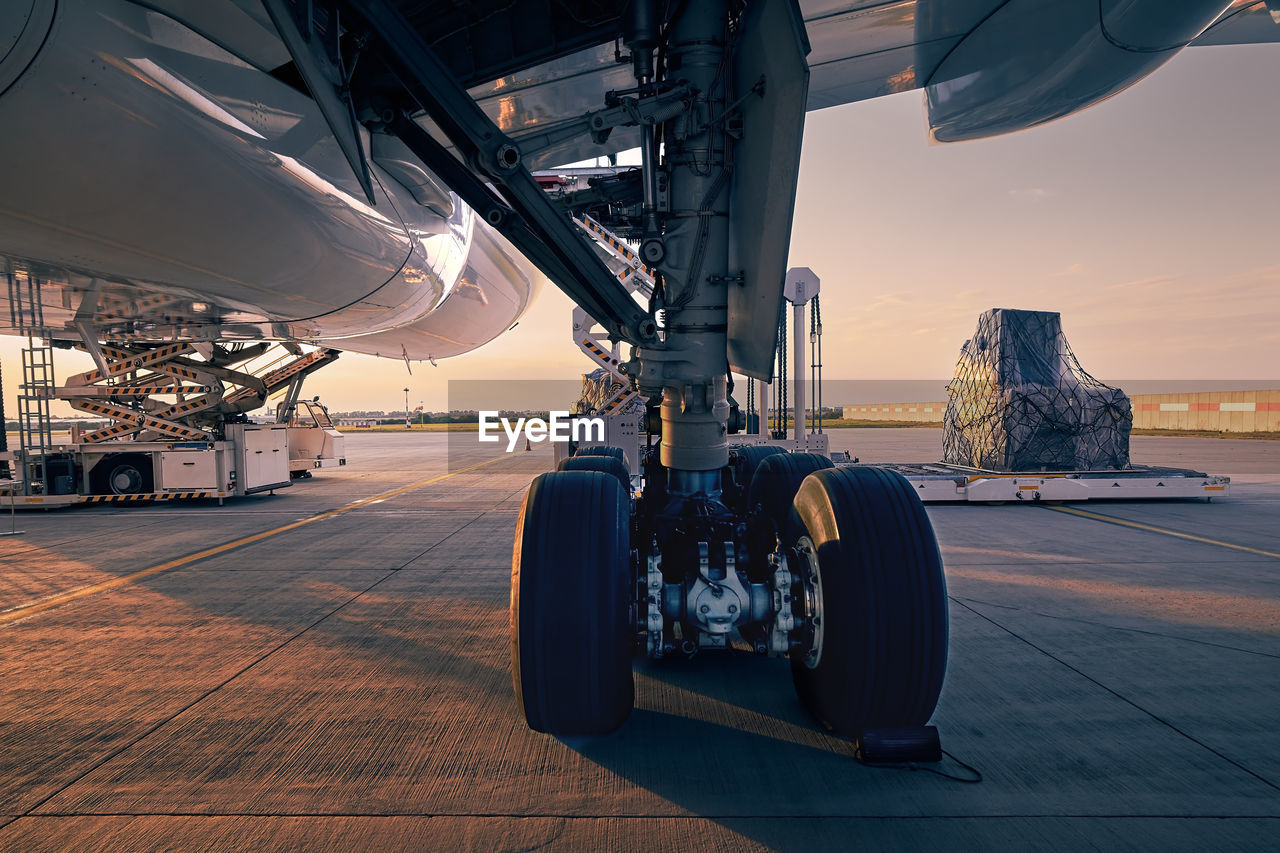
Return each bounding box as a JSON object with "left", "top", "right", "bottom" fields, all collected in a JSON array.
[{"left": 830, "top": 458, "right": 1230, "bottom": 503}]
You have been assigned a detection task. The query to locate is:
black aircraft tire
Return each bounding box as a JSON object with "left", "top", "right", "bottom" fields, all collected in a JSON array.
[
  {"left": 788, "top": 466, "right": 948, "bottom": 736},
  {"left": 746, "top": 452, "right": 833, "bottom": 527},
  {"left": 511, "top": 470, "right": 634, "bottom": 735},
  {"left": 733, "top": 445, "right": 787, "bottom": 500},
  {"left": 557, "top": 454, "right": 631, "bottom": 493},
  {"left": 574, "top": 444, "right": 628, "bottom": 469}
]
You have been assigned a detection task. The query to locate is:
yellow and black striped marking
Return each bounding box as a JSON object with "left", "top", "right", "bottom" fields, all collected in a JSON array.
[
  {"left": 80, "top": 425, "right": 138, "bottom": 442},
  {"left": 153, "top": 363, "right": 205, "bottom": 382},
  {"left": 575, "top": 216, "right": 656, "bottom": 278},
  {"left": 81, "top": 491, "right": 217, "bottom": 504},
  {"left": 91, "top": 385, "right": 213, "bottom": 397},
  {"left": 77, "top": 343, "right": 194, "bottom": 383},
  {"left": 603, "top": 394, "right": 636, "bottom": 415},
  {"left": 78, "top": 397, "right": 212, "bottom": 442},
  {"left": 579, "top": 338, "right": 623, "bottom": 367}
]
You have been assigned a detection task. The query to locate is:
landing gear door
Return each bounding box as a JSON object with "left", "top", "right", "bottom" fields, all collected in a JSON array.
[{"left": 726, "top": 0, "right": 811, "bottom": 380}]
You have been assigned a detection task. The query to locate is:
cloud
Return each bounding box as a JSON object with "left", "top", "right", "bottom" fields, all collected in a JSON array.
[
  {"left": 865, "top": 293, "right": 912, "bottom": 311},
  {"left": 1008, "top": 187, "right": 1050, "bottom": 202},
  {"left": 1106, "top": 274, "right": 1178, "bottom": 291},
  {"left": 1218, "top": 263, "right": 1280, "bottom": 287},
  {"left": 1057, "top": 262, "right": 1088, "bottom": 277}
]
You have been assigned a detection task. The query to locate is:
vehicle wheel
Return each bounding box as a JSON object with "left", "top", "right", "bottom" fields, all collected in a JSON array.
[
  {"left": 732, "top": 445, "right": 786, "bottom": 501},
  {"left": 511, "top": 470, "right": 634, "bottom": 735},
  {"left": 788, "top": 466, "right": 948, "bottom": 736},
  {"left": 557, "top": 454, "right": 631, "bottom": 493},
  {"left": 93, "top": 455, "right": 154, "bottom": 495},
  {"left": 746, "top": 452, "right": 833, "bottom": 527},
  {"left": 574, "top": 444, "right": 628, "bottom": 468}
]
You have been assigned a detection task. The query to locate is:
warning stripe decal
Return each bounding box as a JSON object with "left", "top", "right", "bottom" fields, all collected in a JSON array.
[{"left": 81, "top": 491, "right": 215, "bottom": 503}]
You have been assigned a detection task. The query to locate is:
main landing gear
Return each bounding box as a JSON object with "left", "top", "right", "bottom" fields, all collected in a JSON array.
[
  {"left": 503, "top": 0, "right": 948, "bottom": 738},
  {"left": 330, "top": 0, "right": 949, "bottom": 739}
]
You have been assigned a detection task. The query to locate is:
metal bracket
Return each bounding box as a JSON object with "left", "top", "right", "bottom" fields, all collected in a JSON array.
[
  {"left": 687, "top": 540, "right": 748, "bottom": 637},
  {"left": 769, "top": 551, "right": 794, "bottom": 656},
  {"left": 262, "top": 0, "right": 375, "bottom": 205},
  {"left": 514, "top": 85, "right": 693, "bottom": 158},
  {"left": 73, "top": 320, "right": 112, "bottom": 381},
  {"left": 646, "top": 551, "right": 664, "bottom": 658}
]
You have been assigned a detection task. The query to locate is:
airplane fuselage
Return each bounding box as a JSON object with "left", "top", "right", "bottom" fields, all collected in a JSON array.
[{"left": 0, "top": 0, "right": 541, "bottom": 360}]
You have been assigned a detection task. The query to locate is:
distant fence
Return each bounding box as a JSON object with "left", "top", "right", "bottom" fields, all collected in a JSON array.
[
  {"left": 844, "top": 390, "right": 1280, "bottom": 432},
  {"left": 1129, "top": 390, "right": 1280, "bottom": 432},
  {"left": 841, "top": 403, "right": 946, "bottom": 423}
]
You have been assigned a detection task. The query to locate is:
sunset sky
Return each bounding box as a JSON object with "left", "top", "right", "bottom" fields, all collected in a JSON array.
[{"left": 4, "top": 42, "right": 1278, "bottom": 416}]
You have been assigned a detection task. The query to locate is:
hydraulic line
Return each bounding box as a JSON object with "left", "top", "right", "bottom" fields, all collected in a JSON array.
[
  {"left": 811, "top": 295, "right": 823, "bottom": 433},
  {"left": 775, "top": 303, "right": 788, "bottom": 439}
]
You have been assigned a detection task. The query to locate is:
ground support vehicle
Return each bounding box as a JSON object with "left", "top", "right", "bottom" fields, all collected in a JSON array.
[
  {"left": 2, "top": 333, "right": 345, "bottom": 508},
  {"left": 283, "top": 400, "right": 347, "bottom": 479},
  {"left": 1, "top": 423, "right": 294, "bottom": 508}
]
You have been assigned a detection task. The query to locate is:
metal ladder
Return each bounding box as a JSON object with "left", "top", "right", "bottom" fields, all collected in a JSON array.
[
  {"left": 7, "top": 263, "right": 55, "bottom": 495},
  {"left": 223, "top": 346, "right": 341, "bottom": 409},
  {"left": 568, "top": 215, "right": 654, "bottom": 416}
]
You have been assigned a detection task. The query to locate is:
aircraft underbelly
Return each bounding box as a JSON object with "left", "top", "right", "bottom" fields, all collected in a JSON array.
[{"left": 0, "top": 0, "right": 474, "bottom": 345}]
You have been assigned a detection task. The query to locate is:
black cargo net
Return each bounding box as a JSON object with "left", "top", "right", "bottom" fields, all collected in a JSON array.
[{"left": 943, "top": 309, "right": 1132, "bottom": 472}]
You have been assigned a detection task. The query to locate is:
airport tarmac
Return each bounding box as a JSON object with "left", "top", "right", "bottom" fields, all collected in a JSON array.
[{"left": 1, "top": 429, "right": 1277, "bottom": 851}]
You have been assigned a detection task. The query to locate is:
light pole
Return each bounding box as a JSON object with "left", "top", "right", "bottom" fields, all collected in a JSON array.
[{"left": 404, "top": 387, "right": 410, "bottom": 429}]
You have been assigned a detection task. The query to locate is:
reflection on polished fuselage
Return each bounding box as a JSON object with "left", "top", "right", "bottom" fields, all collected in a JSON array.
[{"left": 0, "top": 0, "right": 541, "bottom": 362}]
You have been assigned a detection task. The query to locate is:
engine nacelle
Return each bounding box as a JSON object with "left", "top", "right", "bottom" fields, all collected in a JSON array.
[{"left": 924, "top": 0, "right": 1231, "bottom": 142}]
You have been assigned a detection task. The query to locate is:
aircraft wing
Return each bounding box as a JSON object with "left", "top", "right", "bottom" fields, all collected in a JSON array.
[{"left": 806, "top": 0, "right": 1280, "bottom": 111}]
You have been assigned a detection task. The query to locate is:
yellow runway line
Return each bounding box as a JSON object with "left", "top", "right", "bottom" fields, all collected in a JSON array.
[
  {"left": 1047, "top": 505, "right": 1280, "bottom": 561},
  {"left": 0, "top": 455, "right": 509, "bottom": 626}
]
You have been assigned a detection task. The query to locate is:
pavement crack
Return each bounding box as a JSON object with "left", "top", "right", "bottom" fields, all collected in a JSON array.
[
  {"left": 950, "top": 595, "right": 1280, "bottom": 660},
  {"left": 394, "top": 511, "right": 489, "bottom": 570},
  {"left": 951, "top": 596, "right": 1280, "bottom": 794}
]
